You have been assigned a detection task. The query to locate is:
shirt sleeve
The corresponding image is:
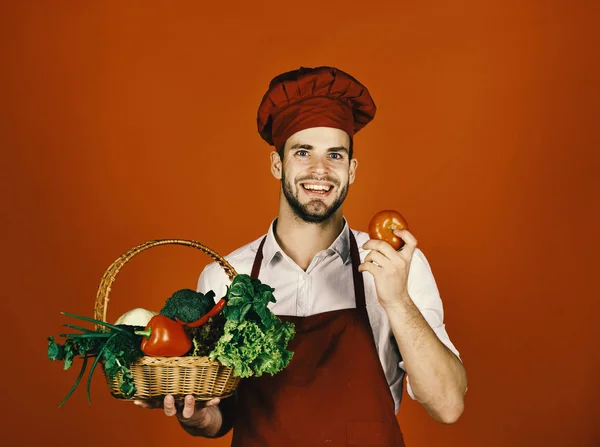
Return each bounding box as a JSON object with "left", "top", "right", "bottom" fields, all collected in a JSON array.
[
  {"left": 196, "top": 262, "right": 229, "bottom": 302},
  {"left": 196, "top": 266, "right": 210, "bottom": 294},
  {"left": 402, "top": 248, "right": 462, "bottom": 400}
]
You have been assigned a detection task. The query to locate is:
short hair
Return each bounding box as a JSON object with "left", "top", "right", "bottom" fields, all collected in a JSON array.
[{"left": 277, "top": 136, "right": 354, "bottom": 161}]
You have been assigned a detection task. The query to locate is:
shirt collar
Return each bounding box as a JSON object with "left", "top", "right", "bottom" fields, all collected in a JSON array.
[
  {"left": 261, "top": 218, "right": 352, "bottom": 267},
  {"left": 329, "top": 219, "right": 351, "bottom": 264}
]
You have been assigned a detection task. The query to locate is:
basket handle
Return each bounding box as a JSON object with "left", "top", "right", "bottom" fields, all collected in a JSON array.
[{"left": 93, "top": 239, "right": 238, "bottom": 328}]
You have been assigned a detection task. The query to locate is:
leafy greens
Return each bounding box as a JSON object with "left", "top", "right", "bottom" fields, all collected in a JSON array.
[
  {"left": 47, "top": 314, "right": 144, "bottom": 407},
  {"left": 209, "top": 274, "right": 295, "bottom": 378}
]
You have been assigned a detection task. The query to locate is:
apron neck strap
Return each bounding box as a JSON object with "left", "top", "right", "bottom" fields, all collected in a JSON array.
[
  {"left": 348, "top": 230, "right": 367, "bottom": 310},
  {"left": 250, "top": 236, "right": 266, "bottom": 280},
  {"left": 250, "top": 229, "right": 367, "bottom": 311}
]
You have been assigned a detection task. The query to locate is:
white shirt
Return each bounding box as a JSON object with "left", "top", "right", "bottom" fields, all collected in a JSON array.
[{"left": 196, "top": 218, "right": 461, "bottom": 413}]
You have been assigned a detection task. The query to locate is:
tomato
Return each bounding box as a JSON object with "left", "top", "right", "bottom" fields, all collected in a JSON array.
[{"left": 368, "top": 210, "right": 409, "bottom": 250}]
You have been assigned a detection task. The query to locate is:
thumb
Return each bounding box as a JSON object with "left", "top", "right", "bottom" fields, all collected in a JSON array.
[
  {"left": 134, "top": 399, "right": 162, "bottom": 409},
  {"left": 203, "top": 397, "right": 221, "bottom": 408}
]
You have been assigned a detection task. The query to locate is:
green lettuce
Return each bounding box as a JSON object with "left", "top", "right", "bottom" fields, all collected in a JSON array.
[{"left": 209, "top": 274, "right": 295, "bottom": 377}]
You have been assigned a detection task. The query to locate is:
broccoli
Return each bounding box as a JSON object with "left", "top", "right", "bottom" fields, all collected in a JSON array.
[{"left": 160, "top": 288, "right": 216, "bottom": 323}]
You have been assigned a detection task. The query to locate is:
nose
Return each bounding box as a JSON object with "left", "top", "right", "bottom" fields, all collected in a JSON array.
[{"left": 310, "top": 155, "right": 328, "bottom": 174}]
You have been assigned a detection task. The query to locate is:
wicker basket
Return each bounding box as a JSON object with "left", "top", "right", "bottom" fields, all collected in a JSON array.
[{"left": 93, "top": 239, "right": 241, "bottom": 402}]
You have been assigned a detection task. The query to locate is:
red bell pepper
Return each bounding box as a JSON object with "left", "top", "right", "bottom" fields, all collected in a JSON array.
[
  {"left": 175, "top": 298, "right": 226, "bottom": 328},
  {"left": 135, "top": 315, "right": 192, "bottom": 357}
]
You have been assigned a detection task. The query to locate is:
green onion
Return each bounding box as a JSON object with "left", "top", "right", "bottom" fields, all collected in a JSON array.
[
  {"left": 58, "top": 355, "right": 89, "bottom": 408},
  {"left": 60, "top": 312, "right": 131, "bottom": 335}
]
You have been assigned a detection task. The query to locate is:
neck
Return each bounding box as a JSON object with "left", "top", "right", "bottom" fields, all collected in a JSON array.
[{"left": 274, "top": 201, "right": 345, "bottom": 271}]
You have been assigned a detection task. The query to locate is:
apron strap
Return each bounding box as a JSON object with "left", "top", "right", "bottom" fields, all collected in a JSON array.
[
  {"left": 249, "top": 229, "right": 367, "bottom": 311},
  {"left": 348, "top": 230, "right": 367, "bottom": 311},
  {"left": 250, "top": 236, "right": 266, "bottom": 280}
]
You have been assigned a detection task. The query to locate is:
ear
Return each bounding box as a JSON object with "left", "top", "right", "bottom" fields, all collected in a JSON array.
[
  {"left": 270, "top": 150, "right": 282, "bottom": 180},
  {"left": 348, "top": 157, "right": 358, "bottom": 184}
]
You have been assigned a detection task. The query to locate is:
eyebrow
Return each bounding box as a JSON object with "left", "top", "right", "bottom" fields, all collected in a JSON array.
[{"left": 290, "top": 143, "right": 348, "bottom": 153}]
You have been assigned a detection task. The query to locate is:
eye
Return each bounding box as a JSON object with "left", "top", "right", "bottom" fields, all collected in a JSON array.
[
  {"left": 296, "top": 150, "right": 308, "bottom": 157},
  {"left": 329, "top": 153, "right": 343, "bottom": 159}
]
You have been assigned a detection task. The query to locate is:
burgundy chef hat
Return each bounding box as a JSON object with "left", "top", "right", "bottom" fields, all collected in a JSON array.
[{"left": 257, "top": 66, "right": 377, "bottom": 151}]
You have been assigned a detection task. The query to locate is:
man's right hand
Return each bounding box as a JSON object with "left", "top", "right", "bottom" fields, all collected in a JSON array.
[{"left": 134, "top": 394, "right": 222, "bottom": 437}]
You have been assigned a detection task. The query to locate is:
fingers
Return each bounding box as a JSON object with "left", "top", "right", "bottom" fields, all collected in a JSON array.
[
  {"left": 358, "top": 261, "right": 378, "bottom": 276},
  {"left": 205, "top": 397, "right": 221, "bottom": 407},
  {"left": 133, "top": 394, "right": 222, "bottom": 419},
  {"left": 394, "top": 229, "right": 417, "bottom": 258},
  {"left": 359, "top": 230, "right": 418, "bottom": 280},
  {"left": 362, "top": 239, "right": 398, "bottom": 260},
  {"left": 181, "top": 395, "right": 196, "bottom": 419},
  {"left": 164, "top": 395, "right": 177, "bottom": 417},
  {"left": 133, "top": 399, "right": 162, "bottom": 409},
  {"left": 362, "top": 229, "right": 418, "bottom": 259},
  {"left": 363, "top": 248, "right": 391, "bottom": 268}
]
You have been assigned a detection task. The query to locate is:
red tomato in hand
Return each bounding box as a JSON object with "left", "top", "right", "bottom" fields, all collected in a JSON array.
[{"left": 368, "top": 210, "right": 409, "bottom": 250}]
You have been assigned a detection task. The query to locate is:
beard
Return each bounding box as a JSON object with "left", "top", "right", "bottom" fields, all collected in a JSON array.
[{"left": 281, "top": 170, "right": 349, "bottom": 223}]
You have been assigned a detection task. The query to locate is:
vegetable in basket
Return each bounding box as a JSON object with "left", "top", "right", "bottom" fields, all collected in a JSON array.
[
  {"left": 176, "top": 297, "right": 227, "bottom": 328},
  {"left": 156, "top": 288, "right": 227, "bottom": 356},
  {"left": 114, "top": 308, "right": 157, "bottom": 326},
  {"left": 46, "top": 271, "right": 295, "bottom": 405},
  {"left": 47, "top": 312, "right": 145, "bottom": 407},
  {"left": 160, "top": 288, "right": 216, "bottom": 324},
  {"left": 135, "top": 315, "right": 192, "bottom": 357},
  {"left": 209, "top": 274, "right": 295, "bottom": 378},
  {"left": 189, "top": 313, "right": 226, "bottom": 356}
]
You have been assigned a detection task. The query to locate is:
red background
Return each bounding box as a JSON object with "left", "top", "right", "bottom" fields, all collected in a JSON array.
[{"left": 1, "top": 1, "right": 598, "bottom": 446}]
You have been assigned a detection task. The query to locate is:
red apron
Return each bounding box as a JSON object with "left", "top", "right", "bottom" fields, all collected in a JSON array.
[{"left": 231, "top": 231, "right": 405, "bottom": 446}]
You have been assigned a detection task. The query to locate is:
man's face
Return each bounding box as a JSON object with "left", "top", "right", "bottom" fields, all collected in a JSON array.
[{"left": 271, "top": 127, "right": 358, "bottom": 223}]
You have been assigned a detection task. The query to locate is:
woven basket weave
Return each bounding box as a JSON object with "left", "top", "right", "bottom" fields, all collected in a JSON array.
[{"left": 93, "top": 239, "right": 241, "bottom": 401}]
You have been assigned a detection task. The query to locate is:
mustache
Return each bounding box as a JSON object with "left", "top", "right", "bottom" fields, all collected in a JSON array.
[{"left": 296, "top": 176, "right": 340, "bottom": 186}]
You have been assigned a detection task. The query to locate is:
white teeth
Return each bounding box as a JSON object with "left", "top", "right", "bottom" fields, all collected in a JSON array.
[{"left": 303, "top": 184, "right": 331, "bottom": 191}]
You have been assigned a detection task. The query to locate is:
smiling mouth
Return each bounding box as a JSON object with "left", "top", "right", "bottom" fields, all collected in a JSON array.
[{"left": 300, "top": 183, "right": 334, "bottom": 195}]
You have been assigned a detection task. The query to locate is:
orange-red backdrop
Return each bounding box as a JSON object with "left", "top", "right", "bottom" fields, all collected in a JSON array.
[{"left": 1, "top": 1, "right": 598, "bottom": 446}]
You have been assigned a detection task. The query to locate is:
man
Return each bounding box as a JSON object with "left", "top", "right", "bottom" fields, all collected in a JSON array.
[{"left": 135, "top": 66, "right": 467, "bottom": 446}]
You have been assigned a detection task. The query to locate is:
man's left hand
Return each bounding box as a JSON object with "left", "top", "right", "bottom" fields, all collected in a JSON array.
[{"left": 358, "top": 229, "right": 418, "bottom": 309}]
